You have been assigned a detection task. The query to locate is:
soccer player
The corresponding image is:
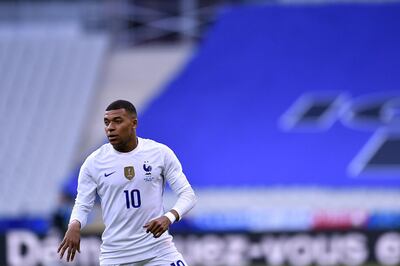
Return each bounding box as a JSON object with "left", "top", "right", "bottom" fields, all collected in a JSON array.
[{"left": 57, "top": 100, "right": 197, "bottom": 266}]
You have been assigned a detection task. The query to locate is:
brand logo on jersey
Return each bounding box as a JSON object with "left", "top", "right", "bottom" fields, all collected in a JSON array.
[
  {"left": 124, "top": 166, "right": 135, "bottom": 180},
  {"left": 104, "top": 171, "right": 116, "bottom": 177}
]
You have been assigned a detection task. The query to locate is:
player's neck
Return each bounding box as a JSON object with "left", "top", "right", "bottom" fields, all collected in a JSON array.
[{"left": 114, "top": 137, "right": 138, "bottom": 153}]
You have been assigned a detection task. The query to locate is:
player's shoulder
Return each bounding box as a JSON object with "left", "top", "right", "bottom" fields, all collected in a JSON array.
[
  {"left": 84, "top": 143, "right": 113, "bottom": 163},
  {"left": 139, "top": 137, "right": 172, "bottom": 154}
]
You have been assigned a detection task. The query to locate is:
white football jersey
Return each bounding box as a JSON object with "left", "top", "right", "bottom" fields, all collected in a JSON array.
[{"left": 69, "top": 137, "right": 196, "bottom": 265}]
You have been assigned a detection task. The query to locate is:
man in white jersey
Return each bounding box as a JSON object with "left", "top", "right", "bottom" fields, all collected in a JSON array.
[{"left": 57, "top": 100, "right": 197, "bottom": 266}]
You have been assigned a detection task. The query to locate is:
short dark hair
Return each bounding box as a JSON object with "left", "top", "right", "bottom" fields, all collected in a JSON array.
[{"left": 106, "top": 100, "right": 137, "bottom": 116}]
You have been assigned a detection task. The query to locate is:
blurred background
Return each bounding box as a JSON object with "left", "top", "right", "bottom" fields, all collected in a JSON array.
[{"left": 0, "top": 0, "right": 400, "bottom": 265}]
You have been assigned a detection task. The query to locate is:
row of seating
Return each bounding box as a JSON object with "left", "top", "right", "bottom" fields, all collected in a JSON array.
[{"left": 0, "top": 24, "right": 109, "bottom": 217}]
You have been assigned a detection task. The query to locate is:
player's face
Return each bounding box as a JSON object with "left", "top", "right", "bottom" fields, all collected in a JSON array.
[{"left": 104, "top": 108, "right": 137, "bottom": 151}]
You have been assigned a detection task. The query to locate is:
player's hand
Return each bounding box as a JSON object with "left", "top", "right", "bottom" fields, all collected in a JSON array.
[
  {"left": 57, "top": 220, "right": 81, "bottom": 262},
  {"left": 143, "top": 216, "right": 171, "bottom": 238}
]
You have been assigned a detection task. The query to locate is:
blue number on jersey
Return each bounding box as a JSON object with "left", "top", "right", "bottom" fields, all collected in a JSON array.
[
  {"left": 170, "top": 260, "right": 185, "bottom": 266},
  {"left": 123, "top": 189, "right": 141, "bottom": 209}
]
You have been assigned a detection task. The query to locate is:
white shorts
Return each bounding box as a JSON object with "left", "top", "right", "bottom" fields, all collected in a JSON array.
[{"left": 102, "top": 250, "right": 188, "bottom": 266}]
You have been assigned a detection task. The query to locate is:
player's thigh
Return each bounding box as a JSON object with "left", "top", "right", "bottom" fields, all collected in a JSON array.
[{"left": 144, "top": 251, "right": 188, "bottom": 266}]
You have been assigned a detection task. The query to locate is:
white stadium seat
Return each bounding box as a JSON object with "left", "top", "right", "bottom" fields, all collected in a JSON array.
[{"left": 0, "top": 24, "right": 109, "bottom": 217}]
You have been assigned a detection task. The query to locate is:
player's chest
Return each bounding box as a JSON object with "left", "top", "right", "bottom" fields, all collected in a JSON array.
[{"left": 95, "top": 157, "right": 163, "bottom": 189}]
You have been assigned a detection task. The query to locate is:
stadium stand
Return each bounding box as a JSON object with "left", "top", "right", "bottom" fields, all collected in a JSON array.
[
  {"left": 0, "top": 23, "right": 109, "bottom": 218},
  {"left": 138, "top": 3, "right": 400, "bottom": 231},
  {"left": 139, "top": 3, "right": 400, "bottom": 188}
]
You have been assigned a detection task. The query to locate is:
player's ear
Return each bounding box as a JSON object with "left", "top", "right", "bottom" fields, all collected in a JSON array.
[{"left": 132, "top": 117, "right": 138, "bottom": 129}]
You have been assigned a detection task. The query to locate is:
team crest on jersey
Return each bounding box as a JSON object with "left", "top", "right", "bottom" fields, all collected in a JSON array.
[
  {"left": 124, "top": 166, "right": 135, "bottom": 180},
  {"left": 143, "top": 161, "right": 154, "bottom": 181},
  {"left": 143, "top": 161, "right": 152, "bottom": 175}
]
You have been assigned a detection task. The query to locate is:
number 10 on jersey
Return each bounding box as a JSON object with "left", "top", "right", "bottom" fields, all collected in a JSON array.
[
  {"left": 171, "top": 260, "right": 185, "bottom": 266},
  {"left": 124, "top": 189, "right": 141, "bottom": 208}
]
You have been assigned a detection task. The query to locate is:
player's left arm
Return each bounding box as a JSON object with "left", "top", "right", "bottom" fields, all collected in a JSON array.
[{"left": 144, "top": 145, "right": 197, "bottom": 238}]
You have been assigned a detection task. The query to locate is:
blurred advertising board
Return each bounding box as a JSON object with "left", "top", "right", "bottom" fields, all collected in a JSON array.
[{"left": 1, "top": 230, "right": 399, "bottom": 266}]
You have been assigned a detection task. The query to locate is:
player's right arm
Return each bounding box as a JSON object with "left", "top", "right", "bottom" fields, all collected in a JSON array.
[
  {"left": 57, "top": 220, "right": 81, "bottom": 262},
  {"left": 57, "top": 159, "right": 97, "bottom": 262}
]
